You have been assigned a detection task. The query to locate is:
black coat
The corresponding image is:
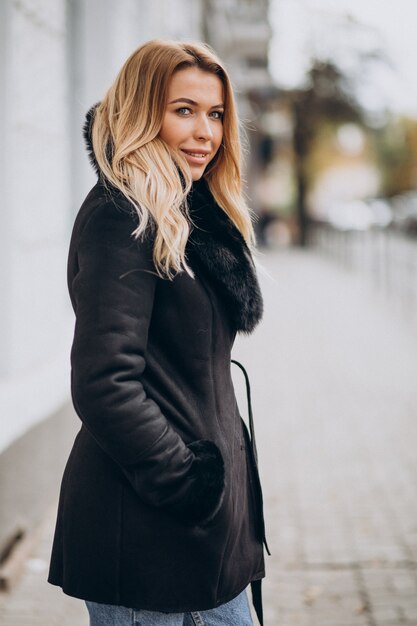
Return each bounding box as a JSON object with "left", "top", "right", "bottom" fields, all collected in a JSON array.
[{"left": 48, "top": 107, "right": 266, "bottom": 613}]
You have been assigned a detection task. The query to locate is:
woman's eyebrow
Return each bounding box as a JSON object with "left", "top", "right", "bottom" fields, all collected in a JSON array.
[{"left": 168, "top": 97, "right": 224, "bottom": 108}]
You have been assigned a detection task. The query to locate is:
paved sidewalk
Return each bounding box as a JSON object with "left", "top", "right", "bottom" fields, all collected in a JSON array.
[
  {"left": 0, "top": 508, "right": 89, "bottom": 626},
  {"left": 1, "top": 247, "right": 417, "bottom": 625},
  {"left": 233, "top": 248, "right": 417, "bottom": 626}
]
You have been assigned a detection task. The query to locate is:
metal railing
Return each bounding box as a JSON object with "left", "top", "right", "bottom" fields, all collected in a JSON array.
[{"left": 309, "top": 222, "right": 417, "bottom": 324}]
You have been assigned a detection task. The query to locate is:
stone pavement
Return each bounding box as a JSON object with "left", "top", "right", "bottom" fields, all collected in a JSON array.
[
  {"left": 1, "top": 247, "right": 417, "bottom": 625},
  {"left": 233, "top": 248, "right": 417, "bottom": 626}
]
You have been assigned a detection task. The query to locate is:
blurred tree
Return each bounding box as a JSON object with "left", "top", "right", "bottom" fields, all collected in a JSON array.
[
  {"left": 373, "top": 117, "right": 417, "bottom": 196},
  {"left": 291, "top": 60, "right": 364, "bottom": 245}
]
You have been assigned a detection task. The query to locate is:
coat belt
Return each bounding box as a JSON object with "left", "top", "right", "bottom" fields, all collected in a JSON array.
[{"left": 231, "top": 359, "right": 271, "bottom": 626}]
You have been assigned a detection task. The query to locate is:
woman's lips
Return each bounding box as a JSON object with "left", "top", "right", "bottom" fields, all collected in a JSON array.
[{"left": 181, "top": 149, "right": 210, "bottom": 164}]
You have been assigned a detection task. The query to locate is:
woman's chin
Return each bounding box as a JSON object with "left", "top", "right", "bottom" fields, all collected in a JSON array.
[{"left": 191, "top": 168, "right": 205, "bottom": 181}]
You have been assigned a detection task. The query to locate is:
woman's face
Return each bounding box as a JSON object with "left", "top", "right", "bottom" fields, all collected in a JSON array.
[{"left": 159, "top": 67, "right": 224, "bottom": 181}]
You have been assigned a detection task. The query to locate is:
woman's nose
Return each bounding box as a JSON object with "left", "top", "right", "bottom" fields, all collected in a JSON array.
[{"left": 194, "top": 114, "right": 213, "bottom": 140}]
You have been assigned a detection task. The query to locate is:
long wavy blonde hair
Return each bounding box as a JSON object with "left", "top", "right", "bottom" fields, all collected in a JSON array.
[{"left": 92, "top": 39, "right": 255, "bottom": 278}]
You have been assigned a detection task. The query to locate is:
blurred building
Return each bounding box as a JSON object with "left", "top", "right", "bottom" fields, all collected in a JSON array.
[
  {"left": 0, "top": 0, "right": 271, "bottom": 582},
  {"left": 203, "top": 0, "right": 271, "bottom": 95}
]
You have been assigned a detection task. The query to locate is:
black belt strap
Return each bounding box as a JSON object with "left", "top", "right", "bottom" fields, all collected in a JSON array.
[
  {"left": 231, "top": 359, "right": 258, "bottom": 463},
  {"left": 251, "top": 579, "right": 264, "bottom": 626},
  {"left": 231, "top": 359, "right": 271, "bottom": 557},
  {"left": 232, "top": 359, "right": 270, "bottom": 625}
]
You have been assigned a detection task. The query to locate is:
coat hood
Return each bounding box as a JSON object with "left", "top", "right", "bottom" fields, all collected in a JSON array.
[{"left": 82, "top": 104, "right": 263, "bottom": 334}]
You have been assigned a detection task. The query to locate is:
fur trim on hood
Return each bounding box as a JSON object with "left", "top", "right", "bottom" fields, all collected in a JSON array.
[{"left": 82, "top": 104, "right": 263, "bottom": 334}]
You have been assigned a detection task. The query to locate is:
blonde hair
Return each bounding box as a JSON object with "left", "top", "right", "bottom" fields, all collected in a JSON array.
[{"left": 92, "top": 39, "right": 255, "bottom": 278}]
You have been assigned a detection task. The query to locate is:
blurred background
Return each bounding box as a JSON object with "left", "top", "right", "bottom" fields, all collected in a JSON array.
[{"left": 0, "top": 1, "right": 417, "bottom": 624}]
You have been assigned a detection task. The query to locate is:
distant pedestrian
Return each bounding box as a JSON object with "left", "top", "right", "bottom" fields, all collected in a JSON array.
[{"left": 48, "top": 39, "right": 267, "bottom": 626}]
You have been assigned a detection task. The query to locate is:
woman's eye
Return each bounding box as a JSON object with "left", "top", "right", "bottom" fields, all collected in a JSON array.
[
  {"left": 176, "top": 107, "right": 192, "bottom": 116},
  {"left": 210, "top": 111, "right": 224, "bottom": 120}
]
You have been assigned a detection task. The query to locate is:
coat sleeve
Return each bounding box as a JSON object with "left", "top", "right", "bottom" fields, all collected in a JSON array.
[{"left": 69, "top": 201, "right": 224, "bottom": 525}]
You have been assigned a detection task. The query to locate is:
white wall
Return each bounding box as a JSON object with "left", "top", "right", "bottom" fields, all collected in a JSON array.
[{"left": 0, "top": 0, "right": 72, "bottom": 453}]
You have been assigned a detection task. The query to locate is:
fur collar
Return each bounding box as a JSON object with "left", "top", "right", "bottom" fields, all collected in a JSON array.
[
  {"left": 83, "top": 104, "right": 263, "bottom": 334},
  {"left": 186, "top": 179, "right": 263, "bottom": 334},
  {"left": 83, "top": 103, "right": 105, "bottom": 179}
]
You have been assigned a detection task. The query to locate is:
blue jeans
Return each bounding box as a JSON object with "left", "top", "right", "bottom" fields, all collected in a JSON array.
[{"left": 85, "top": 590, "right": 253, "bottom": 625}]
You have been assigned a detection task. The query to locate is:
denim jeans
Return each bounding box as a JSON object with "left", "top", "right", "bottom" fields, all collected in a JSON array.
[{"left": 85, "top": 590, "right": 254, "bottom": 625}]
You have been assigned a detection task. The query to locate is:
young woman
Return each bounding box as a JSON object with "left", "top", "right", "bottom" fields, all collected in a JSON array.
[{"left": 48, "top": 39, "right": 268, "bottom": 626}]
